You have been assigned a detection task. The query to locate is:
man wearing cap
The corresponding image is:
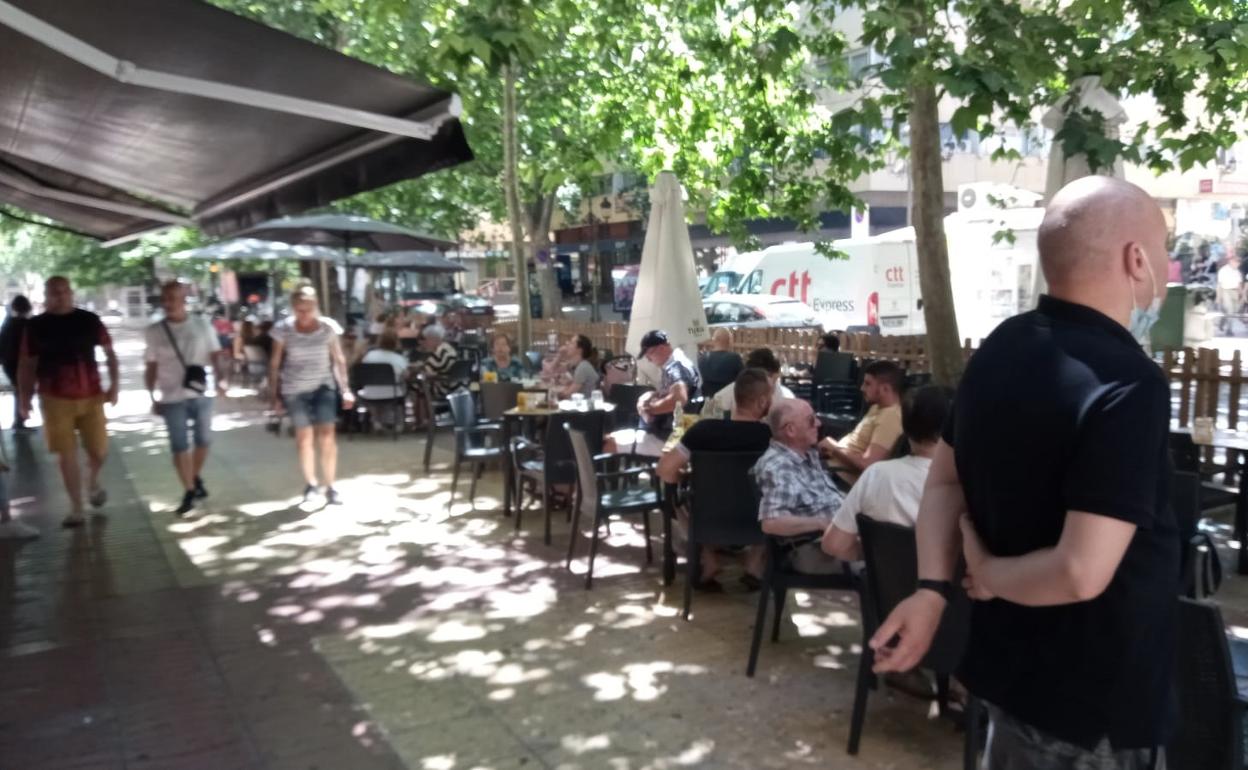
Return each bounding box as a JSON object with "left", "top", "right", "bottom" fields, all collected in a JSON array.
[{"left": 637, "top": 329, "right": 700, "bottom": 436}]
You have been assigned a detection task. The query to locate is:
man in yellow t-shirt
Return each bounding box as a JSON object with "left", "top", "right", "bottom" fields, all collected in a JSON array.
[{"left": 820, "top": 360, "right": 904, "bottom": 487}]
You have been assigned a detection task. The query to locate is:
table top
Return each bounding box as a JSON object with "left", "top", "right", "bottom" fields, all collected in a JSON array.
[
  {"left": 504, "top": 402, "right": 617, "bottom": 417},
  {"left": 1173, "top": 426, "right": 1248, "bottom": 452}
]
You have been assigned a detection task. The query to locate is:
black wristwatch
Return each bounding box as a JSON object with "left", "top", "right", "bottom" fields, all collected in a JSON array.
[{"left": 917, "top": 579, "right": 953, "bottom": 600}]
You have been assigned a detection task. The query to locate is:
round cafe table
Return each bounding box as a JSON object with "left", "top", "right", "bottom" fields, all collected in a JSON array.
[{"left": 501, "top": 401, "right": 616, "bottom": 518}]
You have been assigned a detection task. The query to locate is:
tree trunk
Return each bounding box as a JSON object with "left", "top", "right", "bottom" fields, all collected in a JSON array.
[
  {"left": 502, "top": 63, "right": 531, "bottom": 350},
  {"left": 909, "top": 79, "right": 964, "bottom": 386},
  {"left": 531, "top": 191, "right": 562, "bottom": 319}
]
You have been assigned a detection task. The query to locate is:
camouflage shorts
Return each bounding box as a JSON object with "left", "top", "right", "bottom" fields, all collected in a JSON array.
[{"left": 983, "top": 704, "right": 1164, "bottom": 770}]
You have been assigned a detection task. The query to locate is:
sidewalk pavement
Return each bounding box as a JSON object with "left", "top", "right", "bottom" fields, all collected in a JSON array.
[{"left": 1, "top": 324, "right": 1237, "bottom": 769}]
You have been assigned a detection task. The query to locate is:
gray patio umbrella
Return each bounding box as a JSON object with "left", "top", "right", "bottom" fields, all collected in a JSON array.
[
  {"left": 168, "top": 238, "right": 346, "bottom": 262},
  {"left": 235, "top": 214, "right": 457, "bottom": 252},
  {"left": 351, "top": 250, "right": 466, "bottom": 272},
  {"left": 235, "top": 215, "right": 459, "bottom": 323}
]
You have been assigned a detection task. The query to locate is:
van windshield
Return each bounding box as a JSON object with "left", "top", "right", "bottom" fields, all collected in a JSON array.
[{"left": 701, "top": 271, "right": 743, "bottom": 297}]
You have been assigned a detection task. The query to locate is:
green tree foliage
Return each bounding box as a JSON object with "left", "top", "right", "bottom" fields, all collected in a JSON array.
[{"left": 795, "top": 0, "right": 1248, "bottom": 383}]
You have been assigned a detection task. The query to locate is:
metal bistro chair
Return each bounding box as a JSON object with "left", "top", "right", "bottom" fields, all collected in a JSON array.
[
  {"left": 848, "top": 515, "right": 970, "bottom": 756},
  {"left": 421, "top": 358, "right": 476, "bottom": 471},
  {"left": 240, "top": 344, "right": 269, "bottom": 389},
  {"left": 512, "top": 410, "right": 606, "bottom": 545},
  {"left": 566, "top": 425, "right": 662, "bottom": 590},
  {"left": 349, "top": 362, "right": 407, "bottom": 440},
  {"left": 746, "top": 534, "right": 856, "bottom": 677},
  {"left": 1169, "top": 597, "right": 1247, "bottom": 770},
  {"left": 682, "top": 449, "right": 766, "bottom": 620},
  {"left": 607, "top": 383, "right": 653, "bottom": 431},
  {"left": 445, "top": 390, "right": 505, "bottom": 509},
  {"left": 479, "top": 381, "right": 522, "bottom": 422}
]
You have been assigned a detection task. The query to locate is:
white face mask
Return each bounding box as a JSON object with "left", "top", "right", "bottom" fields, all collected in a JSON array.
[{"left": 1127, "top": 252, "right": 1163, "bottom": 345}]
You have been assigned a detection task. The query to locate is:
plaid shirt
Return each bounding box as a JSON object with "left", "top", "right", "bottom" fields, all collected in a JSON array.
[{"left": 752, "top": 441, "right": 844, "bottom": 522}]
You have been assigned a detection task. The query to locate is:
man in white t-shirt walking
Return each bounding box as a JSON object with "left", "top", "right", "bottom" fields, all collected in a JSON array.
[
  {"left": 821, "top": 386, "right": 952, "bottom": 561},
  {"left": 1218, "top": 254, "right": 1243, "bottom": 332},
  {"left": 144, "top": 281, "right": 224, "bottom": 516}
]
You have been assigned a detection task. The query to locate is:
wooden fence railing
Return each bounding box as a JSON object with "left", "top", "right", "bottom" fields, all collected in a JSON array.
[{"left": 487, "top": 320, "right": 979, "bottom": 372}]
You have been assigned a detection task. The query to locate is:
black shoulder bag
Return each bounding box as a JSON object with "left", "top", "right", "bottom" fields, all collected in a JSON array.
[{"left": 163, "top": 321, "right": 208, "bottom": 394}]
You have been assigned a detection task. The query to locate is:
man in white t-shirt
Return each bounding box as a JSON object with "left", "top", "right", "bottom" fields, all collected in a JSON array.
[
  {"left": 144, "top": 281, "right": 224, "bottom": 517},
  {"left": 706, "top": 347, "right": 793, "bottom": 417},
  {"left": 1218, "top": 255, "right": 1243, "bottom": 316},
  {"left": 821, "top": 385, "right": 952, "bottom": 561}
]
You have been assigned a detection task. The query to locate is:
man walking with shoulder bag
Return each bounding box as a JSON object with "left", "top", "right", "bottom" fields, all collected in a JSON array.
[{"left": 145, "top": 281, "right": 224, "bottom": 516}]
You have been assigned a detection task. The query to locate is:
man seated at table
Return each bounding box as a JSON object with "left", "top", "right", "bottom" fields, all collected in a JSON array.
[
  {"left": 706, "top": 347, "right": 794, "bottom": 417},
  {"left": 753, "top": 399, "right": 846, "bottom": 575},
  {"left": 658, "top": 368, "right": 773, "bottom": 589},
  {"left": 607, "top": 330, "right": 701, "bottom": 456},
  {"left": 819, "top": 360, "right": 904, "bottom": 487},
  {"left": 698, "top": 328, "right": 743, "bottom": 401},
  {"left": 412, "top": 325, "right": 462, "bottom": 428},
  {"left": 638, "top": 330, "right": 699, "bottom": 431},
  {"left": 820, "top": 385, "right": 951, "bottom": 561}
]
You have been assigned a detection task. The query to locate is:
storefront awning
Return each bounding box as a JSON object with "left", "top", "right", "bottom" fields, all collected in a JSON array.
[{"left": 0, "top": 0, "right": 474, "bottom": 245}]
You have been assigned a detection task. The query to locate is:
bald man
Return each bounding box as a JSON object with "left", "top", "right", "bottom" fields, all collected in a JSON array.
[
  {"left": 871, "top": 177, "right": 1175, "bottom": 769},
  {"left": 698, "top": 328, "right": 743, "bottom": 405}
]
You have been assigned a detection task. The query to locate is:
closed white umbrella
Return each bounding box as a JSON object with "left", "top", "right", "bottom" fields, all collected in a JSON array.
[
  {"left": 1042, "top": 75, "right": 1128, "bottom": 199},
  {"left": 1032, "top": 76, "right": 1129, "bottom": 303},
  {"left": 625, "top": 172, "right": 710, "bottom": 361}
]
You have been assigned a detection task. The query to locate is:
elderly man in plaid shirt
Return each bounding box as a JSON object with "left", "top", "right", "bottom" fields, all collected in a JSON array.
[{"left": 752, "top": 398, "right": 846, "bottom": 574}]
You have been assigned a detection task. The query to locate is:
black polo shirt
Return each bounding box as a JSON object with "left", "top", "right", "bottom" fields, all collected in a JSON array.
[{"left": 945, "top": 294, "right": 1178, "bottom": 749}]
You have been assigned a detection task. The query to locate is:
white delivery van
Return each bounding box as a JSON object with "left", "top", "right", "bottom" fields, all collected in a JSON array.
[
  {"left": 702, "top": 250, "right": 764, "bottom": 298},
  {"left": 731, "top": 241, "right": 876, "bottom": 330},
  {"left": 706, "top": 184, "right": 1046, "bottom": 337},
  {"left": 867, "top": 184, "right": 1045, "bottom": 340}
]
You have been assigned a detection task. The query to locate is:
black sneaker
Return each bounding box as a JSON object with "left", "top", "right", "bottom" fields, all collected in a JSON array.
[
  {"left": 325, "top": 488, "right": 342, "bottom": 506},
  {"left": 302, "top": 484, "right": 319, "bottom": 502},
  {"left": 175, "top": 490, "right": 196, "bottom": 517},
  {"left": 193, "top": 477, "right": 208, "bottom": 499}
]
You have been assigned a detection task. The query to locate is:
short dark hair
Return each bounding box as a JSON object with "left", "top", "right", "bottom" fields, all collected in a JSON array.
[
  {"left": 744, "top": 347, "right": 780, "bottom": 374},
  {"left": 902, "top": 385, "right": 953, "bottom": 444},
  {"left": 9, "top": 295, "right": 31, "bottom": 314},
  {"left": 733, "top": 368, "right": 773, "bottom": 410},
  {"left": 863, "top": 360, "right": 904, "bottom": 393},
  {"left": 820, "top": 332, "right": 841, "bottom": 352}
]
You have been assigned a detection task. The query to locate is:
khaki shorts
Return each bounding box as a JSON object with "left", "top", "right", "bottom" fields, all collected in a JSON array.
[{"left": 41, "top": 395, "right": 108, "bottom": 458}]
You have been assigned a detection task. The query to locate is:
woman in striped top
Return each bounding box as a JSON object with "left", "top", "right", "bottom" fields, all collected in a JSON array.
[{"left": 269, "top": 285, "right": 354, "bottom": 505}]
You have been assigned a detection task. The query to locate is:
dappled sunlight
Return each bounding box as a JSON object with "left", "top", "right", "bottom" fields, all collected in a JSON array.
[{"left": 104, "top": 381, "right": 963, "bottom": 770}]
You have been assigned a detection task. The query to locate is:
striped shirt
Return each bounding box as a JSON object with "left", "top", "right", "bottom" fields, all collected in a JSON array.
[
  {"left": 423, "top": 341, "right": 460, "bottom": 397},
  {"left": 272, "top": 317, "right": 341, "bottom": 396}
]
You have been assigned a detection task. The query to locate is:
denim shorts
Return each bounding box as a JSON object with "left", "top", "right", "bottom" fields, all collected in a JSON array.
[
  {"left": 159, "top": 397, "right": 213, "bottom": 454},
  {"left": 283, "top": 385, "right": 340, "bottom": 429}
]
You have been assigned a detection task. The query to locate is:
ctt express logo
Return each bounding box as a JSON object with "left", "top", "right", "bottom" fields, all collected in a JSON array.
[
  {"left": 884, "top": 266, "right": 905, "bottom": 286},
  {"left": 770, "top": 270, "right": 855, "bottom": 313}
]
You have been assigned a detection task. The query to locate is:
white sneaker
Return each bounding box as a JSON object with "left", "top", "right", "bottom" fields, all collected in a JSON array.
[{"left": 0, "top": 520, "right": 40, "bottom": 539}]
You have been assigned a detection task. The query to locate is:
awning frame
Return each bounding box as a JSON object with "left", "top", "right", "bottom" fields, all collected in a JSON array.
[{"left": 0, "top": 0, "right": 460, "bottom": 142}]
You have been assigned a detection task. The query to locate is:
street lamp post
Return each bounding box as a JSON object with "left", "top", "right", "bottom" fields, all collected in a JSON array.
[{"left": 589, "top": 196, "right": 612, "bottom": 322}]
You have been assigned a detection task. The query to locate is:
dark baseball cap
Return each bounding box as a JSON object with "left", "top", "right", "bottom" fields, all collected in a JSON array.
[{"left": 639, "top": 330, "right": 669, "bottom": 354}]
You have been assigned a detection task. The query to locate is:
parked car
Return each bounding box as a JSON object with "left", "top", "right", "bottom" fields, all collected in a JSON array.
[
  {"left": 400, "top": 293, "right": 496, "bottom": 329},
  {"left": 702, "top": 294, "right": 821, "bottom": 329}
]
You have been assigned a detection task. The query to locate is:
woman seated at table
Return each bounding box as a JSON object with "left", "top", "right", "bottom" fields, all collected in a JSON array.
[
  {"left": 358, "top": 331, "right": 410, "bottom": 429},
  {"left": 558, "top": 334, "right": 601, "bottom": 399},
  {"left": 482, "top": 333, "right": 526, "bottom": 382},
  {"left": 359, "top": 331, "right": 408, "bottom": 383}
]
